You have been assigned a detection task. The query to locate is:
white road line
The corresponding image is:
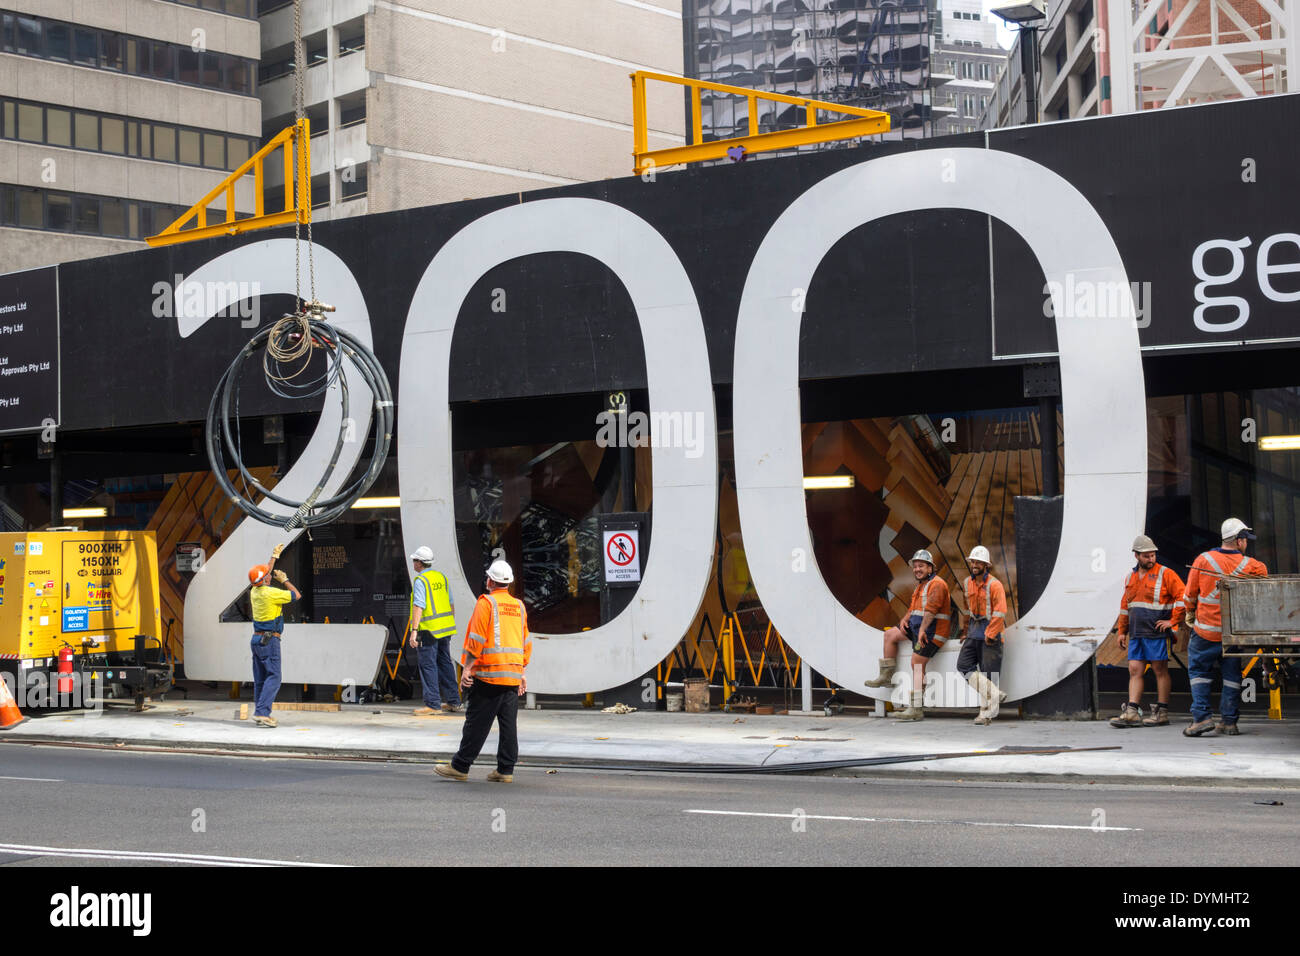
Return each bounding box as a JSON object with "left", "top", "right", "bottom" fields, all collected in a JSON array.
[
  {"left": 683, "top": 810, "right": 1141, "bottom": 832},
  {"left": 0, "top": 843, "right": 345, "bottom": 867},
  {"left": 0, "top": 775, "right": 63, "bottom": 782}
]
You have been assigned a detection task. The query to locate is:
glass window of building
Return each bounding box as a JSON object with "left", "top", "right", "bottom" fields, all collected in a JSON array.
[
  {"left": 17, "top": 103, "right": 42, "bottom": 142},
  {"left": 101, "top": 117, "right": 125, "bottom": 154},
  {"left": 203, "top": 132, "right": 225, "bottom": 169},
  {"left": 73, "top": 195, "right": 100, "bottom": 234},
  {"left": 16, "top": 188, "right": 42, "bottom": 227},
  {"left": 153, "top": 126, "right": 176, "bottom": 162},
  {"left": 74, "top": 27, "right": 97, "bottom": 65},
  {"left": 47, "top": 193, "right": 72, "bottom": 231},
  {"left": 46, "top": 107, "right": 72, "bottom": 147},
  {"left": 74, "top": 112, "right": 98, "bottom": 150},
  {"left": 178, "top": 129, "right": 201, "bottom": 166}
]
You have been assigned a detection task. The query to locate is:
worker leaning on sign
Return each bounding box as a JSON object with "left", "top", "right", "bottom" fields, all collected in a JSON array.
[
  {"left": 407, "top": 545, "right": 461, "bottom": 715},
  {"left": 956, "top": 545, "right": 1009, "bottom": 726},
  {"left": 247, "top": 543, "right": 299, "bottom": 729},
  {"left": 1177, "top": 518, "right": 1268, "bottom": 738},
  {"left": 435, "top": 560, "right": 530, "bottom": 783},
  {"left": 864, "top": 548, "right": 950, "bottom": 721},
  {"left": 1110, "top": 534, "right": 1185, "bottom": 730}
]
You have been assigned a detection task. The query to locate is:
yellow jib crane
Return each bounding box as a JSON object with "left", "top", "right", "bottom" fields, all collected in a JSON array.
[{"left": 630, "top": 70, "right": 891, "bottom": 175}]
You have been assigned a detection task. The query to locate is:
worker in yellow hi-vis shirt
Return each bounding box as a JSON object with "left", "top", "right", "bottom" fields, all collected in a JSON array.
[{"left": 247, "top": 543, "right": 299, "bottom": 729}]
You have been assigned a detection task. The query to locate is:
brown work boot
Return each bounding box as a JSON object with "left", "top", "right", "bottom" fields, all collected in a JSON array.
[
  {"left": 1215, "top": 720, "right": 1241, "bottom": 736},
  {"left": 253, "top": 715, "right": 278, "bottom": 728},
  {"left": 412, "top": 706, "right": 438, "bottom": 716},
  {"left": 1183, "top": 717, "right": 1217, "bottom": 737},
  {"left": 440, "top": 702, "right": 462, "bottom": 713},
  {"left": 434, "top": 764, "right": 468, "bottom": 781},
  {"left": 1109, "top": 705, "right": 1142, "bottom": 728},
  {"left": 864, "top": 658, "right": 897, "bottom": 689},
  {"left": 486, "top": 770, "right": 513, "bottom": 783},
  {"left": 1142, "top": 706, "right": 1170, "bottom": 727}
]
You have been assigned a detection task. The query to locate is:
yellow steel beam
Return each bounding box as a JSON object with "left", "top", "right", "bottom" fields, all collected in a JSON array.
[
  {"left": 146, "top": 118, "right": 311, "bottom": 247},
  {"left": 630, "top": 70, "right": 890, "bottom": 175}
]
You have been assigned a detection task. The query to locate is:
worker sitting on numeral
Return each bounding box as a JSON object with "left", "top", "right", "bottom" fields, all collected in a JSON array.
[
  {"left": 1178, "top": 518, "right": 1267, "bottom": 738},
  {"left": 247, "top": 543, "right": 299, "bottom": 729},
  {"left": 956, "top": 545, "right": 1009, "bottom": 726},
  {"left": 1110, "top": 534, "right": 1185, "bottom": 730},
  {"left": 864, "top": 549, "right": 951, "bottom": 721}
]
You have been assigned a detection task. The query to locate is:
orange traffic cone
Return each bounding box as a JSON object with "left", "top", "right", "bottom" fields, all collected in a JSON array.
[{"left": 0, "top": 674, "right": 27, "bottom": 730}]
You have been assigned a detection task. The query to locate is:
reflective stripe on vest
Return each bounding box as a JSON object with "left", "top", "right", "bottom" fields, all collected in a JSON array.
[
  {"left": 475, "top": 591, "right": 526, "bottom": 684},
  {"left": 411, "top": 568, "right": 456, "bottom": 636}
]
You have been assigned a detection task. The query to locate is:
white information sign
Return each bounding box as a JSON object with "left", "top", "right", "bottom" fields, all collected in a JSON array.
[{"left": 602, "top": 530, "right": 640, "bottom": 584}]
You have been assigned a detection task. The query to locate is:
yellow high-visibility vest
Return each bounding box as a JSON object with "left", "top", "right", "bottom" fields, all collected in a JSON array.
[{"left": 411, "top": 568, "right": 456, "bottom": 638}]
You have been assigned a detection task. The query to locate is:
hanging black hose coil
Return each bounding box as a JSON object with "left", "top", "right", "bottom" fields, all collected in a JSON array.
[{"left": 205, "top": 309, "right": 394, "bottom": 530}]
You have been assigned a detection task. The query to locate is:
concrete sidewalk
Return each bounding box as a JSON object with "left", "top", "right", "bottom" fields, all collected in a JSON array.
[{"left": 3, "top": 698, "right": 1299, "bottom": 786}]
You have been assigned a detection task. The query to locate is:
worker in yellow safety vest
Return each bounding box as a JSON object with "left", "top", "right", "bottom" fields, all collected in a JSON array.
[
  {"left": 407, "top": 545, "right": 461, "bottom": 715},
  {"left": 435, "top": 559, "right": 530, "bottom": 783}
]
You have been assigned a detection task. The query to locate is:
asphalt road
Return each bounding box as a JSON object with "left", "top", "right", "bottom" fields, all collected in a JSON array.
[{"left": 1, "top": 744, "right": 1296, "bottom": 866}]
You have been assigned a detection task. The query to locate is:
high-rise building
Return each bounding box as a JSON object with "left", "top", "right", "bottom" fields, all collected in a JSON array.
[
  {"left": 258, "top": 0, "right": 685, "bottom": 220},
  {"left": 0, "top": 1, "right": 262, "bottom": 271},
  {"left": 931, "top": 0, "right": 1004, "bottom": 135},
  {"left": 685, "top": 0, "right": 937, "bottom": 146}
]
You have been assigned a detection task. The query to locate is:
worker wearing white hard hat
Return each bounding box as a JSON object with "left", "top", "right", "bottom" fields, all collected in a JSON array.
[
  {"left": 864, "top": 548, "right": 951, "bottom": 721},
  {"left": 956, "top": 545, "right": 1009, "bottom": 725},
  {"left": 436, "top": 557, "right": 531, "bottom": 783},
  {"left": 1178, "top": 518, "right": 1267, "bottom": 737},
  {"left": 1109, "top": 534, "right": 1185, "bottom": 730},
  {"left": 408, "top": 546, "right": 461, "bottom": 715}
]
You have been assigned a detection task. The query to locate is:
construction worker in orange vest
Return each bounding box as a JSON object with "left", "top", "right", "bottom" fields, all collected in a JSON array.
[
  {"left": 1110, "top": 534, "right": 1185, "bottom": 729},
  {"left": 435, "top": 559, "right": 531, "bottom": 782},
  {"left": 1177, "top": 518, "right": 1267, "bottom": 737},
  {"left": 956, "top": 545, "right": 1009, "bottom": 725},
  {"left": 864, "top": 548, "right": 950, "bottom": 721}
]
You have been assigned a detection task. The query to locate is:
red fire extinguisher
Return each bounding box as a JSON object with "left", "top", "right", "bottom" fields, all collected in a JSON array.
[{"left": 58, "top": 645, "right": 75, "bottom": 696}]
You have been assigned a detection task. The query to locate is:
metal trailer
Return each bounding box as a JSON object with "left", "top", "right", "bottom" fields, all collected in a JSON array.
[{"left": 1219, "top": 575, "right": 1300, "bottom": 719}]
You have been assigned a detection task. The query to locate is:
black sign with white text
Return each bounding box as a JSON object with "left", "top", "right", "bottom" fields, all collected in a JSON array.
[{"left": 0, "top": 265, "right": 59, "bottom": 434}]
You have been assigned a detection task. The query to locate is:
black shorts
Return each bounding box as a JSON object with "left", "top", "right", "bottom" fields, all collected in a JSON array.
[
  {"left": 957, "top": 630, "right": 1003, "bottom": 677},
  {"left": 902, "top": 622, "right": 941, "bottom": 659}
]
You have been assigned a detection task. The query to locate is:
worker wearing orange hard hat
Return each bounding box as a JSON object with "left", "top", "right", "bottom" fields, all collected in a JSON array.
[{"left": 247, "top": 543, "right": 299, "bottom": 728}]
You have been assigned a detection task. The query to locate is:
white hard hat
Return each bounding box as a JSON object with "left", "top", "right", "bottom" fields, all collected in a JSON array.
[
  {"left": 1220, "top": 518, "right": 1256, "bottom": 540},
  {"left": 410, "top": 546, "right": 434, "bottom": 564},
  {"left": 910, "top": 549, "right": 935, "bottom": 567},
  {"left": 967, "top": 545, "right": 991, "bottom": 565},
  {"left": 487, "top": 559, "right": 514, "bottom": 584},
  {"left": 1131, "top": 534, "right": 1157, "bottom": 553}
]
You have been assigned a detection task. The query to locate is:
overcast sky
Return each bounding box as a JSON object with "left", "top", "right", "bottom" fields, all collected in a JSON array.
[{"left": 981, "top": 0, "right": 1018, "bottom": 50}]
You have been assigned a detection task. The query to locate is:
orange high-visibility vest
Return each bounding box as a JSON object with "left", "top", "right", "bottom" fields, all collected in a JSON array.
[
  {"left": 461, "top": 587, "right": 531, "bottom": 685},
  {"left": 1178, "top": 549, "right": 1267, "bottom": 643},
  {"left": 964, "top": 573, "right": 1008, "bottom": 640},
  {"left": 904, "top": 574, "right": 951, "bottom": 644},
  {"left": 1117, "top": 563, "right": 1185, "bottom": 639}
]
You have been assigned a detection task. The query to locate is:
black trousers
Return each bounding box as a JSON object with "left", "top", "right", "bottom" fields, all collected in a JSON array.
[{"left": 452, "top": 679, "right": 520, "bottom": 774}]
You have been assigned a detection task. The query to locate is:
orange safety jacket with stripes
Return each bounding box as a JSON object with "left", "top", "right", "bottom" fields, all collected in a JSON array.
[
  {"left": 460, "top": 586, "right": 531, "bottom": 686},
  {"left": 1178, "top": 548, "right": 1267, "bottom": 643},
  {"left": 1117, "top": 563, "right": 1185, "bottom": 640},
  {"left": 963, "top": 573, "right": 1008, "bottom": 641},
  {"left": 904, "top": 573, "right": 951, "bottom": 645}
]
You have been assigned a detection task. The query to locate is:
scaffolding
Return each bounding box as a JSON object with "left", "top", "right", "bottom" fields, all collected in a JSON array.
[{"left": 691, "top": 0, "right": 935, "bottom": 147}]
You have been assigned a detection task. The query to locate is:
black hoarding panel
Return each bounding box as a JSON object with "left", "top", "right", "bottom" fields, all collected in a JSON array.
[{"left": 0, "top": 265, "right": 59, "bottom": 434}]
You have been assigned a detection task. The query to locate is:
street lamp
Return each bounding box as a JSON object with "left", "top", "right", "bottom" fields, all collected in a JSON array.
[{"left": 991, "top": 0, "right": 1046, "bottom": 125}]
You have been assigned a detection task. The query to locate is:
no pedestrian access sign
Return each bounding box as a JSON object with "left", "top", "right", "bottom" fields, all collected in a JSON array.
[{"left": 603, "top": 530, "right": 640, "bottom": 584}]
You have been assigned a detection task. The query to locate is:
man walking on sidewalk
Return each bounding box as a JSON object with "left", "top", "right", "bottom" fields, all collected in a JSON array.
[
  {"left": 956, "top": 545, "right": 1008, "bottom": 725},
  {"left": 407, "top": 546, "right": 461, "bottom": 715},
  {"left": 1110, "top": 534, "right": 1184, "bottom": 729},
  {"left": 864, "top": 549, "right": 951, "bottom": 721},
  {"left": 1178, "top": 518, "right": 1267, "bottom": 737},
  {"left": 435, "top": 560, "right": 530, "bottom": 783}
]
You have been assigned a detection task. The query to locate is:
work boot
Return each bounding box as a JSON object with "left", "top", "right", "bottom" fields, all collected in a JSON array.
[
  {"left": 969, "top": 672, "right": 1007, "bottom": 722},
  {"left": 253, "top": 715, "right": 278, "bottom": 728},
  {"left": 1183, "top": 717, "right": 1217, "bottom": 737},
  {"left": 863, "top": 658, "right": 897, "bottom": 689},
  {"left": 434, "top": 764, "right": 468, "bottom": 781},
  {"left": 1142, "top": 705, "right": 1170, "bottom": 727},
  {"left": 1109, "top": 704, "right": 1143, "bottom": 729},
  {"left": 486, "top": 770, "right": 513, "bottom": 783},
  {"left": 440, "top": 702, "right": 462, "bottom": 713},
  {"left": 1215, "top": 720, "right": 1241, "bottom": 736},
  {"left": 412, "top": 706, "right": 438, "bottom": 716},
  {"left": 891, "top": 690, "right": 925, "bottom": 721}
]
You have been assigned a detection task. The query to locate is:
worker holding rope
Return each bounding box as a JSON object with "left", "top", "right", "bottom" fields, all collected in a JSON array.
[{"left": 247, "top": 543, "right": 299, "bottom": 728}]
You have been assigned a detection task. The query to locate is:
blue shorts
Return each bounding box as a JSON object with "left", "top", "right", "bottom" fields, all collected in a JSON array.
[{"left": 1127, "top": 635, "right": 1169, "bottom": 661}]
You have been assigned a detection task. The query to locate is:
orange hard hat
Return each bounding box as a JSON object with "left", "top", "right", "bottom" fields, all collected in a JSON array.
[{"left": 248, "top": 564, "right": 270, "bottom": 584}]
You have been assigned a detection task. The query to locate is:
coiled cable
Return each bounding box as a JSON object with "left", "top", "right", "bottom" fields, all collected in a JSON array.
[{"left": 205, "top": 308, "right": 393, "bottom": 530}]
